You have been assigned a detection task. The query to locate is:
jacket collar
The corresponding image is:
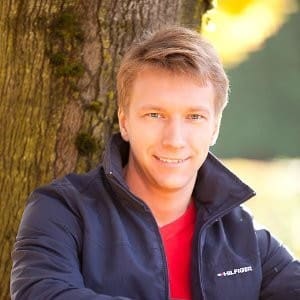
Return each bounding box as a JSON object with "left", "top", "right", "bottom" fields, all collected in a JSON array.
[
  {"left": 102, "top": 133, "right": 255, "bottom": 219},
  {"left": 192, "top": 152, "right": 255, "bottom": 220}
]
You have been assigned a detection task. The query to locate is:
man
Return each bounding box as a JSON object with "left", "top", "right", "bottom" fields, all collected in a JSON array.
[{"left": 11, "top": 26, "right": 300, "bottom": 300}]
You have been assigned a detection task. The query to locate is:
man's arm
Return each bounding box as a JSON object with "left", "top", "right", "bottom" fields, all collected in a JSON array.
[
  {"left": 10, "top": 188, "right": 132, "bottom": 300},
  {"left": 257, "top": 229, "right": 300, "bottom": 300}
]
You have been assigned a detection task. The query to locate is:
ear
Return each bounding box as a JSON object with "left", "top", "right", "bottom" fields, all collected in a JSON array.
[
  {"left": 210, "top": 116, "right": 221, "bottom": 146},
  {"left": 118, "top": 108, "right": 129, "bottom": 141}
]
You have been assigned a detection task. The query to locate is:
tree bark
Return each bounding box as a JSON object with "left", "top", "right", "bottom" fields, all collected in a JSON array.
[{"left": 0, "top": 0, "right": 211, "bottom": 298}]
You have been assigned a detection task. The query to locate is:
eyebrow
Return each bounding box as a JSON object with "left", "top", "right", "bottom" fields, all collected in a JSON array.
[
  {"left": 138, "top": 105, "right": 164, "bottom": 111},
  {"left": 187, "top": 107, "right": 211, "bottom": 113},
  {"left": 138, "top": 105, "right": 210, "bottom": 113}
]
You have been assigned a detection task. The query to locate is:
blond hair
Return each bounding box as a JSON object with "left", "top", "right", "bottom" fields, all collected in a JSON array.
[{"left": 117, "top": 26, "right": 229, "bottom": 115}]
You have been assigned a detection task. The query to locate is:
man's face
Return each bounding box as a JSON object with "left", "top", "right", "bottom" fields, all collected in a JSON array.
[{"left": 118, "top": 66, "right": 220, "bottom": 194}]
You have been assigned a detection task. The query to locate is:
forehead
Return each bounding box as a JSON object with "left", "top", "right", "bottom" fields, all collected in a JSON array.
[{"left": 129, "top": 66, "right": 215, "bottom": 111}]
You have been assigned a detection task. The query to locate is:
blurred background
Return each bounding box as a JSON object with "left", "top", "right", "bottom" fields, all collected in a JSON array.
[{"left": 202, "top": 0, "right": 300, "bottom": 257}]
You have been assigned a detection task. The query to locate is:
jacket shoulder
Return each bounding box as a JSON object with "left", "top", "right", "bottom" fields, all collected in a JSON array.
[{"left": 229, "top": 206, "right": 300, "bottom": 299}]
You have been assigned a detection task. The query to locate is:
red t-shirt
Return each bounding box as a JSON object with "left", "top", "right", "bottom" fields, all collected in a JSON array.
[{"left": 159, "top": 201, "right": 197, "bottom": 300}]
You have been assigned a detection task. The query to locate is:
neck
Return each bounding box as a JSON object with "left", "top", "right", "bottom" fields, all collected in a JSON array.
[
  {"left": 123, "top": 167, "right": 195, "bottom": 227},
  {"left": 145, "top": 192, "right": 192, "bottom": 227}
]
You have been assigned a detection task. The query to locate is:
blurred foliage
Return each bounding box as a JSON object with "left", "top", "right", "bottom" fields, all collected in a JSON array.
[
  {"left": 202, "top": 0, "right": 297, "bottom": 67},
  {"left": 224, "top": 158, "right": 300, "bottom": 258},
  {"left": 213, "top": 11, "right": 300, "bottom": 158},
  {"left": 207, "top": 0, "right": 300, "bottom": 266}
]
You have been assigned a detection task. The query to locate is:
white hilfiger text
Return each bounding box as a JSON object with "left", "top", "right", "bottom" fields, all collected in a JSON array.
[{"left": 217, "top": 266, "right": 253, "bottom": 277}]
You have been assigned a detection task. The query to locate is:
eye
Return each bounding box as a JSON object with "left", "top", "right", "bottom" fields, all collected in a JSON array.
[
  {"left": 146, "top": 112, "right": 163, "bottom": 119},
  {"left": 187, "top": 114, "right": 205, "bottom": 120}
]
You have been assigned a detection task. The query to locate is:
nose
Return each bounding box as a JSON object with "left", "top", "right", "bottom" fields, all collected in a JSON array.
[{"left": 162, "top": 117, "right": 186, "bottom": 149}]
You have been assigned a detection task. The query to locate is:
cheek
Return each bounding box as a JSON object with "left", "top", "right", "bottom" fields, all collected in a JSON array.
[
  {"left": 126, "top": 126, "right": 157, "bottom": 153},
  {"left": 189, "top": 129, "right": 214, "bottom": 150},
  {"left": 131, "top": 121, "right": 161, "bottom": 139}
]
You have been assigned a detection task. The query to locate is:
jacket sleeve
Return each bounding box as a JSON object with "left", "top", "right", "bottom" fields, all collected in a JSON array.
[
  {"left": 10, "top": 187, "right": 133, "bottom": 300},
  {"left": 257, "top": 229, "right": 300, "bottom": 300}
]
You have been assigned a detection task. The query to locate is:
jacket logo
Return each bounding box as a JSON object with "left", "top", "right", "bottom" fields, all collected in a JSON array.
[{"left": 217, "top": 266, "right": 253, "bottom": 277}]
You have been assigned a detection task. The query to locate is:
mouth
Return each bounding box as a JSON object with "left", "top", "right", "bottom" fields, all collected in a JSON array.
[{"left": 154, "top": 156, "right": 188, "bottom": 164}]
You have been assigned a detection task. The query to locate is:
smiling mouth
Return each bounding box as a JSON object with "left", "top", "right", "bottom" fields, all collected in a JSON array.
[{"left": 155, "top": 156, "right": 188, "bottom": 164}]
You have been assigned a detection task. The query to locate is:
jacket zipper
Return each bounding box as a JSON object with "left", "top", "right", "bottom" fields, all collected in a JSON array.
[
  {"left": 146, "top": 208, "right": 170, "bottom": 300},
  {"left": 107, "top": 174, "right": 170, "bottom": 300}
]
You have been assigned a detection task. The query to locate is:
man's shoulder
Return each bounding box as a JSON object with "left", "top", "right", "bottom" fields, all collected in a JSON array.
[
  {"left": 223, "top": 205, "right": 295, "bottom": 266},
  {"left": 53, "top": 164, "right": 103, "bottom": 192},
  {"left": 26, "top": 165, "right": 106, "bottom": 214},
  {"left": 41, "top": 164, "right": 103, "bottom": 194}
]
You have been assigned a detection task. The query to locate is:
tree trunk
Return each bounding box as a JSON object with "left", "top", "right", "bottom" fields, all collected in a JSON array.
[{"left": 0, "top": 0, "right": 211, "bottom": 298}]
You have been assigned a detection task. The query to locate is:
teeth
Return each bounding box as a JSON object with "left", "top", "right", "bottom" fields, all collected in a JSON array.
[{"left": 158, "top": 157, "right": 185, "bottom": 163}]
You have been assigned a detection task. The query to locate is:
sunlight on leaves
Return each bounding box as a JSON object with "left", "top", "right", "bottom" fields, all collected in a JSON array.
[{"left": 202, "top": 0, "right": 298, "bottom": 68}]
